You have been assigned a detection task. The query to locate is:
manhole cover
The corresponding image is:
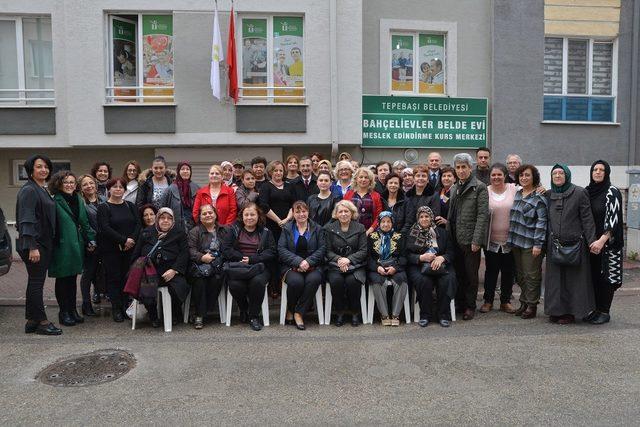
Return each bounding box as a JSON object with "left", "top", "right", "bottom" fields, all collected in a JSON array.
[{"left": 36, "top": 349, "right": 135, "bottom": 387}]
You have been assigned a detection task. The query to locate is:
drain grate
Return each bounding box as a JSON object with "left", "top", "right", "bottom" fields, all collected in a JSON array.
[{"left": 36, "top": 349, "right": 136, "bottom": 387}]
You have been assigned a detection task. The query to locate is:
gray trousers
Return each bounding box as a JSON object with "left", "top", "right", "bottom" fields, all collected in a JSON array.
[{"left": 368, "top": 271, "right": 408, "bottom": 317}]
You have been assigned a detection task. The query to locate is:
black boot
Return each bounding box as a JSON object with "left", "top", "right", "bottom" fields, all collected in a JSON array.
[
  {"left": 59, "top": 311, "right": 76, "bottom": 327},
  {"left": 351, "top": 313, "right": 361, "bottom": 327},
  {"left": 71, "top": 308, "right": 85, "bottom": 323},
  {"left": 82, "top": 302, "right": 97, "bottom": 316},
  {"left": 112, "top": 305, "right": 124, "bottom": 322}
]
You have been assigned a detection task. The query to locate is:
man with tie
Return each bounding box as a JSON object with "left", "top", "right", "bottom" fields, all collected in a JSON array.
[
  {"left": 290, "top": 156, "right": 319, "bottom": 202},
  {"left": 427, "top": 152, "right": 442, "bottom": 191}
]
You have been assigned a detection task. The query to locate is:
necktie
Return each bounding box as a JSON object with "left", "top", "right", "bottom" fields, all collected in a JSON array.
[{"left": 304, "top": 179, "right": 309, "bottom": 190}]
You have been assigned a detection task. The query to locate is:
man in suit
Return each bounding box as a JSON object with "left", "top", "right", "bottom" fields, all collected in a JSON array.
[
  {"left": 506, "top": 154, "right": 522, "bottom": 184},
  {"left": 427, "top": 152, "right": 442, "bottom": 191},
  {"left": 290, "top": 156, "right": 319, "bottom": 202}
]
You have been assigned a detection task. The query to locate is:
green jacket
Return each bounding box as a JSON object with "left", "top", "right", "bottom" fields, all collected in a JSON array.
[
  {"left": 446, "top": 176, "right": 489, "bottom": 246},
  {"left": 49, "top": 193, "right": 96, "bottom": 278}
]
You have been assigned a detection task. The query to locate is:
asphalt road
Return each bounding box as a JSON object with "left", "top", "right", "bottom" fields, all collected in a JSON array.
[{"left": 1, "top": 293, "right": 639, "bottom": 426}]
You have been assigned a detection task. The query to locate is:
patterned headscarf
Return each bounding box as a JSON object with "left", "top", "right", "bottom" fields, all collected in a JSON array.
[
  {"left": 409, "top": 206, "right": 438, "bottom": 249},
  {"left": 156, "top": 207, "right": 175, "bottom": 239},
  {"left": 377, "top": 211, "right": 395, "bottom": 261}
]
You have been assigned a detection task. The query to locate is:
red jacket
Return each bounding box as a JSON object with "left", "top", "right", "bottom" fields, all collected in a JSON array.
[
  {"left": 193, "top": 184, "right": 238, "bottom": 226},
  {"left": 343, "top": 189, "right": 384, "bottom": 230}
]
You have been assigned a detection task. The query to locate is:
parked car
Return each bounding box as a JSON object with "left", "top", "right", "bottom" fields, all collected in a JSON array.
[{"left": 0, "top": 207, "right": 12, "bottom": 276}]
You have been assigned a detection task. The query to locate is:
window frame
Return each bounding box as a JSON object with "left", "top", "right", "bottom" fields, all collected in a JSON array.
[
  {"left": 104, "top": 12, "right": 175, "bottom": 105},
  {"left": 0, "top": 15, "right": 55, "bottom": 106},
  {"left": 543, "top": 36, "right": 618, "bottom": 124},
  {"left": 237, "top": 14, "right": 306, "bottom": 105}
]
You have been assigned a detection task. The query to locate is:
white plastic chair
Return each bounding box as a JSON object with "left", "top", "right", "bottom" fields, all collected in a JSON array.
[
  {"left": 225, "top": 285, "right": 270, "bottom": 327},
  {"left": 367, "top": 280, "right": 411, "bottom": 324},
  {"left": 131, "top": 287, "right": 191, "bottom": 332},
  {"left": 279, "top": 281, "right": 325, "bottom": 325},
  {"left": 182, "top": 287, "right": 227, "bottom": 325},
  {"left": 412, "top": 288, "right": 456, "bottom": 323},
  {"left": 323, "top": 282, "right": 367, "bottom": 325}
]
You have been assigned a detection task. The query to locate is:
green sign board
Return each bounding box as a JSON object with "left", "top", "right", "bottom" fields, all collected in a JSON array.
[{"left": 362, "top": 95, "right": 488, "bottom": 148}]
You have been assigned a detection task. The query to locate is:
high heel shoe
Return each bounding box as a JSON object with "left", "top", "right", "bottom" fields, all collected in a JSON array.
[
  {"left": 294, "top": 313, "right": 305, "bottom": 330},
  {"left": 82, "top": 302, "right": 97, "bottom": 317}
]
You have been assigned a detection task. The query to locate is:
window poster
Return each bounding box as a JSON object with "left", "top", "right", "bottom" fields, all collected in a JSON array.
[
  {"left": 391, "top": 35, "right": 413, "bottom": 92},
  {"left": 418, "top": 34, "right": 445, "bottom": 94},
  {"left": 142, "top": 15, "right": 173, "bottom": 102},
  {"left": 273, "top": 16, "right": 303, "bottom": 103},
  {"left": 112, "top": 17, "right": 137, "bottom": 102},
  {"left": 242, "top": 18, "right": 268, "bottom": 100}
]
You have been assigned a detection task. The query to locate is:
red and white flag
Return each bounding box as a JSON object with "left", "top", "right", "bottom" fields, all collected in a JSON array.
[{"left": 227, "top": 5, "right": 238, "bottom": 103}]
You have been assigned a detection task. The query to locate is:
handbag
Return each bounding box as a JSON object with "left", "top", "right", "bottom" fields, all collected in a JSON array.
[
  {"left": 421, "top": 262, "right": 448, "bottom": 276},
  {"left": 223, "top": 261, "right": 265, "bottom": 280},
  {"left": 550, "top": 236, "right": 582, "bottom": 266}
]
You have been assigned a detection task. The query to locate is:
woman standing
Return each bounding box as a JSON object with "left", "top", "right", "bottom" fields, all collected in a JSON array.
[
  {"left": 48, "top": 171, "right": 97, "bottom": 326},
  {"left": 193, "top": 165, "right": 237, "bottom": 226},
  {"left": 91, "top": 162, "right": 112, "bottom": 201},
  {"left": 136, "top": 156, "right": 174, "bottom": 209},
  {"left": 508, "top": 165, "right": 548, "bottom": 318},
  {"left": 332, "top": 160, "right": 354, "bottom": 197},
  {"left": 236, "top": 170, "right": 259, "bottom": 210},
  {"left": 405, "top": 207, "right": 455, "bottom": 327},
  {"left": 161, "top": 161, "right": 200, "bottom": 231},
  {"left": 188, "top": 204, "right": 226, "bottom": 329},
  {"left": 221, "top": 203, "right": 277, "bottom": 331},
  {"left": 344, "top": 167, "right": 383, "bottom": 236},
  {"left": 307, "top": 171, "right": 342, "bottom": 226},
  {"left": 17, "top": 155, "right": 61, "bottom": 335},
  {"left": 480, "top": 164, "right": 517, "bottom": 314},
  {"left": 585, "top": 160, "right": 624, "bottom": 325},
  {"left": 544, "top": 164, "right": 597, "bottom": 324},
  {"left": 132, "top": 208, "right": 190, "bottom": 328},
  {"left": 317, "top": 159, "right": 332, "bottom": 177},
  {"left": 285, "top": 154, "right": 300, "bottom": 183},
  {"left": 257, "top": 161, "right": 294, "bottom": 244},
  {"left": 367, "top": 211, "right": 407, "bottom": 326},
  {"left": 78, "top": 174, "right": 103, "bottom": 316},
  {"left": 311, "top": 152, "right": 324, "bottom": 176},
  {"left": 324, "top": 200, "right": 367, "bottom": 327},
  {"left": 433, "top": 166, "right": 456, "bottom": 228},
  {"left": 381, "top": 173, "right": 405, "bottom": 231},
  {"left": 220, "top": 161, "right": 236, "bottom": 188},
  {"left": 97, "top": 178, "right": 141, "bottom": 322},
  {"left": 401, "top": 168, "right": 414, "bottom": 194},
  {"left": 278, "top": 201, "right": 326, "bottom": 330},
  {"left": 122, "top": 161, "right": 141, "bottom": 203}
]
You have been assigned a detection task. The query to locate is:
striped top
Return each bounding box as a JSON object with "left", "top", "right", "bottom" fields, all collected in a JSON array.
[{"left": 507, "top": 190, "right": 548, "bottom": 249}]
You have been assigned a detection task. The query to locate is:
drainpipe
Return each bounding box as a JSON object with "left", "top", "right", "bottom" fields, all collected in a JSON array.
[
  {"left": 629, "top": 0, "right": 639, "bottom": 171},
  {"left": 329, "top": 0, "right": 339, "bottom": 160}
]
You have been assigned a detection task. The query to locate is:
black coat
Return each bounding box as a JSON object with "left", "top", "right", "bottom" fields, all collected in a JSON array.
[
  {"left": 187, "top": 223, "right": 226, "bottom": 265},
  {"left": 131, "top": 225, "right": 190, "bottom": 302},
  {"left": 221, "top": 223, "right": 277, "bottom": 265},
  {"left": 290, "top": 175, "right": 319, "bottom": 202},
  {"left": 324, "top": 220, "right": 367, "bottom": 284},
  {"left": 405, "top": 226, "right": 455, "bottom": 266},
  {"left": 367, "top": 231, "right": 406, "bottom": 272},
  {"left": 15, "top": 180, "right": 56, "bottom": 252},
  {"left": 135, "top": 172, "right": 174, "bottom": 209},
  {"left": 96, "top": 201, "right": 141, "bottom": 254},
  {"left": 278, "top": 220, "right": 326, "bottom": 270},
  {"left": 401, "top": 185, "right": 439, "bottom": 234}
]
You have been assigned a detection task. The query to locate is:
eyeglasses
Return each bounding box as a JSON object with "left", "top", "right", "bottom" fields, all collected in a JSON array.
[{"left": 62, "top": 181, "right": 76, "bottom": 186}]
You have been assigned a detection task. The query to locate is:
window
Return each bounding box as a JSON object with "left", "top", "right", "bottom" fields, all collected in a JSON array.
[
  {"left": 543, "top": 37, "right": 617, "bottom": 123},
  {"left": 0, "top": 16, "right": 54, "bottom": 105},
  {"left": 106, "top": 13, "right": 174, "bottom": 103},
  {"left": 12, "top": 159, "right": 70, "bottom": 186},
  {"left": 238, "top": 15, "right": 305, "bottom": 104},
  {"left": 390, "top": 32, "right": 446, "bottom": 95}
]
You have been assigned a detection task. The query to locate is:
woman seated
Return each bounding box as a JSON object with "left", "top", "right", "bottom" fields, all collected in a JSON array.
[
  {"left": 405, "top": 207, "right": 455, "bottom": 328},
  {"left": 367, "top": 211, "right": 407, "bottom": 326},
  {"left": 324, "top": 200, "right": 367, "bottom": 327},
  {"left": 131, "top": 208, "right": 190, "bottom": 328},
  {"left": 278, "top": 201, "right": 326, "bottom": 330},
  {"left": 221, "top": 202, "right": 276, "bottom": 331},
  {"left": 187, "top": 204, "right": 226, "bottom": 329}
]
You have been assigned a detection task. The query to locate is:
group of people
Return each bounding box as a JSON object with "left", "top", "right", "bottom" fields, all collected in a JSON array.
[{"left": 15, "top": 148, "right": 624, "bottom": 335}]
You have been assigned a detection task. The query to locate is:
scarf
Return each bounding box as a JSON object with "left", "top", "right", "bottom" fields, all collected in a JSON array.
[
  {"left": 156, "top": 207, "right": 175, "bottom": 239},
  {"left": 174, "top": 161, "right": 193, "bottom": 209},
  {"left": 376, "top": 211, "right": 395, "bottom": 261},
  {"left": 409, "top": 206, "right": 438, "bottom": 249},
  {"left": 586, "top": 160, "right": 611, "bottom": 201},
  {"left": 550, "top": 164, "right": 572, "bottom": 193},
  {"left": 61, "top": 191, "right": 79, "bottom": 222}
]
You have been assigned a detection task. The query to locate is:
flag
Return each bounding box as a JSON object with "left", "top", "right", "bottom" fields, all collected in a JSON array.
[
  {"left": 227, "top": 5, "right": 238, "bottom": 103},
  {"left": 210, "top": 4, "right": 224, "bottom": 99}
]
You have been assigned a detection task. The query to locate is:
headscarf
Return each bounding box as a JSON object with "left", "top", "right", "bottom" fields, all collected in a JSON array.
[
  {"left": 156, "top": 207, "right": 175, "bottom": 239},
  {"left": 409, "top": 206, "right": 438, "bottom": 249},
  {"left": 174, "top": 161, "right": 193, "bottom": 209},
  {"left": 376, "top": 211, "right": 395, "bottom": 261},
  {"left": 585, "top": 160, "right": 611, "bottom": 200},
  {"left": 550, "top": 164, "right": 572, "bottom": 193}
]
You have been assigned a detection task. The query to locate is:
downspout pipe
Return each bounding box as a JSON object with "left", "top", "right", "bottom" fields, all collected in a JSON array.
[
  {"left": 629, "top": 0, "right": 639, "bottom": 171},
  {"left": 329, "top": 0, "right": 339, "bottom": 160}
]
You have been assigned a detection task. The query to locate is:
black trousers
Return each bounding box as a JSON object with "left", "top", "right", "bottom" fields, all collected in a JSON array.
[
  {"left": 228, "top": 270, "right": 270, "bottom": 318},
  {"left": 145, "top": 285, "right": 182, "bottom": 321},
  {"left": 589, "top": 254, "right": 616, "bottom": 313},
  {"left": 192, "top": 274, "right": 223, "bottom": 318},
  {"left": 285, "top": 270, "right": 322, "bottom": 316},
  {"left": 327, "top": 270, "right": 362, "bottom": 313},
  {"left": 483, "top": 249, "right": 515, "bottom": 304},
  {"left": 79, "top": 251, "right": 99, "bottom": 304},
  {"left": 102, "top": 250, "right": 132, "bottom": 309},
  {"left": 54, "top": 275, "right": 78, "bottom": 313},
  {"left": 407, "top": 265, "right": 451, "bottom": 321},
  {"left": 453, "top": 244, "right": 481, "bottom": 310},
  {"left": 20, "top": 248, "right": 51, "bottom": 322}
]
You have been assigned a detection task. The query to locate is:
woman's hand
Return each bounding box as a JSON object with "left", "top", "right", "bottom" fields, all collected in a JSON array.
[
  {"left": 532, "top": 247, "right": 542, "bottom": 257},
  {"left": 435, "top": 216, "right": 447, "bottom": 226},
  {"left": 590, "top": 237, "right": 607, "bottom": 255},
  {"left": 201, "top": 253, "right": 214, "bottom": 264},
  {"left": 385, "top": 266, "right": 397, "bottom": 275},
  {"left": 124, "top": 238, "right": 135, "bottom": 251},
  {"left": 241, "top": 256, "right": 250, "bottom": 264},
  {"left": 337, "top": 257, "right": 351, "bottom": 272},
  {"left": 28, "top": 249, "right": 40, "bottom": 263},
  {"left": 377, "top": 266, "right": 387, "bottom": 276},
  {"left": 299, "top": 260, "right": 310, "bottom": 272},
  {"left": 162, "top": 269, "right": 177, "bottom": 282},
  {"left": 366, "top": 228, "right": 374, "bottom": 236},
  {"left": 431, "top": 256, "right": 444, "bottom": 270},
  {"left": 420, "top": 252, "right": 435, "bottom": 263},
  {"left": 471, "top": 244, "right": 481, "bottom": 253}
]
